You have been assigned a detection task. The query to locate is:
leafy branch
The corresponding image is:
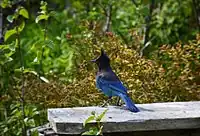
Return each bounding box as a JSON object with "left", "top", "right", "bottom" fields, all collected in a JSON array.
[
  {"left": 35, "top": 1, "right": 49, "bottom": 77},
  {"left": 4, "top": 5, "right": 29, "bottom": 136},
  {"left": 82, "top": 109, "right": 108, "bottom": 135},
  {"left": 35, "top": 1, "right": 54, "bottom": 80}
]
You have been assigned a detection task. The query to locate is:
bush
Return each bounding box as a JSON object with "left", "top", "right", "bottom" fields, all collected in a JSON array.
[{"left": 24, "top": 32, "right": 200, "bottom": 107}]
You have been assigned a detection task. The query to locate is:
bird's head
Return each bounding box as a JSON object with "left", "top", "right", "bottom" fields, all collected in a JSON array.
[{"left": 91, "top": 48, "right": 110, "bottom": 69}]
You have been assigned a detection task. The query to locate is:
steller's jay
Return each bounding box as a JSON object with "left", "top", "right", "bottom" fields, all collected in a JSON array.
[{"left": 91, "top": 49, "right": 139, "bottom": 112}]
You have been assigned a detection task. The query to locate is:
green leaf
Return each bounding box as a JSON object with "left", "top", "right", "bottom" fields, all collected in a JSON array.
[
  {"left": 23, "top": 69, "right": 38, "bottom": 76},
  {"left": 1, "top": 0, "right": 11, "bottom": 8},
  {"left": 81, "top": 131, "right": 93, "bottom": 135},
  {"left": 15, "top": 38, "right": 19, "bottom": 48},
  {"left": 40, "top": 1, "right": 47, "bottom": 11},
  {"left": 5, "top": 50, "right": 15, "bottom": 57},
  {"left": 4, "top": 57, "right": 13, "bottom": 63},
  {"left": 40, "top": 76, "right": 50, "bottom": 83},
  {"left": 96, "top": 109, "right": 108, "bottom": 122},
  {"left": 36, "top": 51, "right": 42, "bottom": 61},
  {"left": 5, "top": 29, "right": 17, "bottom": 41},
  {"left": 33, "top": 57, "right": 39, "bottom": 63},
  {"left": 3, "top": 127, "right": 8, "bottom": 133},
  {"left": 18, "top": 21, "right": 25, "bottom": 32},
  {"left": 7, "top": 15, "right": 14, "bottom": 23},
  {"left": 82, "top": 130, "right": 96, "bottom": 135},
  {"left": 49, "top": 11, "right": 56, "bottom": 17},
  {"left": 19, "top": 8, "right": 29, "bottom": 19},
  {"left": 82, "top": 127, "right": 99, "bottom": 135},
  {"left": 83, "top": 115, "right": 95, "bottom": 127},
  {"left": 24, "top": 117, "right": 29, "bottom": 123},
  {"left": 44, "top": 40, "right": 54, "bottom": 49},
  {"left": 0, "top": 45, "right": 9, "bottom": 50},
  {"left": 9, "top": 43, "right": 15, "bottom": 51},
  {"left": 14, "top": 68, "right": 24, "bottom": 73},
  {"left": 35, "top": 14, "right": 49, "bottom": 23}
]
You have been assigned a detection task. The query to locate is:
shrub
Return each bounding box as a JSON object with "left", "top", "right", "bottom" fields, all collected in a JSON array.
[{"left": 24, "top": 32, "right": 200, "bottom": 107}]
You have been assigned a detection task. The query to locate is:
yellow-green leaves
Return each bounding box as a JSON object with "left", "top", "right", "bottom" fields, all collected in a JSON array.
[
  {"left": 35, "top": 1, "right": 50, "bottom": 23},
  {"left": 96, "top": 109, "right": 108, "bottom": 122},
  {"left": 40, "top": 1, "right": 48, "bottom": 13},
  {"left": 83, "top": 115, "right": 95, "bottom": 127},
  {"left": 35, "top": 14, "right": 49, "bottom": 23},
  {"left": 7, "top": 7, "right": 29, "bottom": 23},
  {"left": 5, "top": 21, "right": 25, "bottom": 41},
  {"left": 18, "top": 21, "right": 25, "bottom": 32},
  {"left": 19, "top": 8, "right": 29, "bottom": 19},
  {"left": 5, "top": 6, "right": 28, "bottom": 42},
  {"left": 82, "top": 109, "right": 108, "bottom": 135},
  {"left": 5, "top": 29, "right": 17, "bottom": 41},
  {"left": 40, "top": 76, "right": 50, "bottom": 83},
  {"left": 0, "top": 0, "right": 11, "bottom": 8}
]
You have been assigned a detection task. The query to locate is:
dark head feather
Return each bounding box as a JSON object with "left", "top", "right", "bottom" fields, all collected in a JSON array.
[{"left": 91, "top": 48, "right": 111, "bottom": 70}]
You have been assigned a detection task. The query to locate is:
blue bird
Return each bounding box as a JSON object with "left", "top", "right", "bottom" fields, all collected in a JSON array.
[{"left": 91, "top": 49, "right": 139, "bottom": 112}]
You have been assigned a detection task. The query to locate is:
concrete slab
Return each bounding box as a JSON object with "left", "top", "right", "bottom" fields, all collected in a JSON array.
[{"left": 48, "top": 101, "right": 200, "bottom": 135}]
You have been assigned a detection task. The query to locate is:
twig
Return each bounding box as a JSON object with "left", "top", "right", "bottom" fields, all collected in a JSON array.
[
  {"left": 103, "top": 4, "right": 112, "bottom": 33},
  {"left": 140, "top": 36, "right": 155, "bottom": 57},
  {"left": 39, "top": 21, "right": 47, "bottom": 78},
  {"left": 141, "top": 0, "right": 155, "bottom": 57},
  {"left": 16, "top": 20, "right": 26, "bottom": 136}
]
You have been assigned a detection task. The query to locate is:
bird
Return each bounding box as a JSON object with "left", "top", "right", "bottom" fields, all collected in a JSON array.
[{"left": 91, "top": 48, "right": 139, "bottom": 112}]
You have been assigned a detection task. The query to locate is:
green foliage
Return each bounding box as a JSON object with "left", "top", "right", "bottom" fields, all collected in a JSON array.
[
  {"left": 0, "top": 103, "right": 46, "bottom": 136},
  {"left": 5, "top": 6, "right": 28, "bottom": 41},
  {"left": 150, "top": 0, "right": 196, "bottom": 45},
  {"left": 0, "top": 0, "right": 11, "bottom": 8},
  {"left": 35, "top": 1, "right": 49, "bottom": 23},
  {"left": 82, "top": 109, "right": 108, "bottom": 135},
  {"left": 0, "top": 3, "right": 47, "bottom": 136},
  {"left": 19, "top": 8, "right": 29, "bottom": 19}
]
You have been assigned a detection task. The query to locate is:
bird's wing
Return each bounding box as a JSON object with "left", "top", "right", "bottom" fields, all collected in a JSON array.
[{"left": 97, "top": 74, "right": 127, "bottom": 95}]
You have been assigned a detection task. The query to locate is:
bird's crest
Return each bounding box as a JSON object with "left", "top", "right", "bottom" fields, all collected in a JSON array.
[{"left": 91, "top": 48, "right": 110, "bottom": 63}]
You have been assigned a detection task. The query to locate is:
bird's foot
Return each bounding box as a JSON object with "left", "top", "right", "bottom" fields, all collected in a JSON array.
[
  {"left": 115, "top": 97, "right": 121, "bottom": 106},
  {"left": 101, "top": 98, "right": 111, "bottom": 107},
  {"left": 101, "top": 103, "right": 107, "bottom": 107}
]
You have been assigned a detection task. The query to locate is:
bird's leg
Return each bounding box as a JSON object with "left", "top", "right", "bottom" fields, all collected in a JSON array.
[
  {"left": 101, "top": 97, "right": 112, "bottom": 107},
  {"left": 116, "top": 97, "right": 121, "bottom": 106}
]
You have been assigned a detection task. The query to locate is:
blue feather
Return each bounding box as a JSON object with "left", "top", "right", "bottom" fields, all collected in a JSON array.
[
  {"left": 96, "top": 73, "right": 139, "bottom": 112},
  {"left": 118, "top": 93, "right": 140, "bottom": 112}
]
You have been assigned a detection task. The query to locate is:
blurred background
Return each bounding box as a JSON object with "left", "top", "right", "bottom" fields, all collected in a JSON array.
[{"left": 0, "top": 0, "right": 199, "bottom": 135}]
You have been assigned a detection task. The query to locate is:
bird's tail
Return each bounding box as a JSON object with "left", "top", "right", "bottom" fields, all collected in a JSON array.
[{"left": 119, "top": 93, "right": 140, "bottom": 112}]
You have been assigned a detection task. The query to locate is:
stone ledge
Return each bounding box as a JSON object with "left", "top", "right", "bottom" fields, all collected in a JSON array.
[{"left": 48, "top": 101, "right": 200, "bottom": 135}]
